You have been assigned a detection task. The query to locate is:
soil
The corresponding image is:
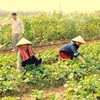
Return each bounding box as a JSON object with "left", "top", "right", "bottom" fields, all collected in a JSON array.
[
  {"left": 0, "top": 39, "right": 100, "bottom": 54},
  {"left": 0, "top": 85, "right": 65, "bottom": 100},
  {"left": 21, "top": 86, "right": 65, "bottom": 100}
]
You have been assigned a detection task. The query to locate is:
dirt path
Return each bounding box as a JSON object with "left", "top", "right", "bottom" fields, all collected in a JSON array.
[
  {"left": 1, "top": 86, "right": 65, "bottom": 100},
  {"left": 0, "top": 39, "right": 100, "bottom": 54},
  {"left": 20, "top": 86, "right": 65, "bottom": 100}
]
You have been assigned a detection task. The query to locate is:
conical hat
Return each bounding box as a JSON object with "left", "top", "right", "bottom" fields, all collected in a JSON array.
[
  {"left": 16, "top": 38, "right": 32, "bottom": 47},
  {"left": 72, "top": 35, "right": 86, "bottom": 44}
]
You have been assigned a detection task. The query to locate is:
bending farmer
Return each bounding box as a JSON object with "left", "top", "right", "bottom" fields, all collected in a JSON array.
[{"left": 59, "top": 35, "right": 86, "bottom": 64}]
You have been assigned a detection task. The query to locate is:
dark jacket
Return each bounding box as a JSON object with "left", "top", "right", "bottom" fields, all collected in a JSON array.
[{"left": 60, "top": 41, "right": 80, "bottom": 59}]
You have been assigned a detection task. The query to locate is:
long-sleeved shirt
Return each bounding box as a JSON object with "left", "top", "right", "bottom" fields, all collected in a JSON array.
[
  {"left": 60, "top": 41, "right": 80, "bottom": 58},
  {"left": 2, "top": 18, "right": 24, "bottom": 34},
  {"left": 17, "top": 51, "right": 38, "bottom": 72}
]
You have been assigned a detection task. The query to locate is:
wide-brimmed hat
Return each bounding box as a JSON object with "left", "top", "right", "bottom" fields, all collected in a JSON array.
[
  {"left": 16, "top": 38, "right": 32, "bottom": 47},
  {"left": 72, "top": 35, "right": 86, "bottom": 44}
]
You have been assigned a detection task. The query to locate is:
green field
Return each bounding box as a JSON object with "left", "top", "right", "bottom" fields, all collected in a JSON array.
[
  {"left": 0, "top": 42, "right": 100, "bottom": 100},
  {"left": 0, "top": 11, "right": 100, "bottom": 47},
  {"left": 0, "top": 10, "right": 100, "bottom": 100}
]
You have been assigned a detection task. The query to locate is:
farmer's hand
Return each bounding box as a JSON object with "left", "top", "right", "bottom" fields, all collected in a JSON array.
[
  {"left": 36, "top": 56, "right": 40, "bottom": 60},
  {"left": 78, "top": 55, "right": 86, "bottom": 64},
  {"left": 82, "top": 60, "right": 86, "bottom": 64},
  {"left": 0, "top": 24, "right": 2, "bottom": 27}
]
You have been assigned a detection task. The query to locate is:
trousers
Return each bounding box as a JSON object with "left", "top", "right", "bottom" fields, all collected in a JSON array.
[
  {"left": 12, "top": 34, "right": 20, "bottom": 51},
  {"left": 22, "top": 56, "right": 42, "bottom": 67}
]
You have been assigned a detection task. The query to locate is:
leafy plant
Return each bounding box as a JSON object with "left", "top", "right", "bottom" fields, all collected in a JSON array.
[
  {"left": 0, "top": 42, "right": 100, "bottom": 100},
  {"left": 0, "top": 11, "right": 100, "bottom": 47},
  {"left": 31, "top": 89, "right": 44, "bottom": 100}
]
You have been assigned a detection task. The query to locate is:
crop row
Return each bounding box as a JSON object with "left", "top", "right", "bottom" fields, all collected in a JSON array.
[
  {"left": 0, "top": 42, "right": 100, "bottom": 99},
  {"left": 0, "top": 11, "right": 100, "bottom": 47}
]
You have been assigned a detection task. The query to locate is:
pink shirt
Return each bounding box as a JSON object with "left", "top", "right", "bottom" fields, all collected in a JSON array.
[{"left": 2, "top": 18, "right": 24, "bottom": 34}]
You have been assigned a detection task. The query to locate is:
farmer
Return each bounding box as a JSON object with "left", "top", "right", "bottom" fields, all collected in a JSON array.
[
  {"left": 59, "top": 35, "right": 86, "bottom": 64},
  {"left": 0, "top": 13, "right": 24, "bottom": 52},
  {"left": 16, "top": 38, "right": 42, "bottom": 72}
]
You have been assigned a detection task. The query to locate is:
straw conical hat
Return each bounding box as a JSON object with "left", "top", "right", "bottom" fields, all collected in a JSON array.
[
  {"left": 72, "top": 35, "right": 86, "bottom": 44},
  {"left": 16, "top": 38, "right": 32, "bottom": 47}
]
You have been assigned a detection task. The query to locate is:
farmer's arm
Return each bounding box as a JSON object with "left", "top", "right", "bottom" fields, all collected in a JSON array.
[
  {"left": 0, "top": 19, "right": 12, "bottom": 26},
  {"left": 71, "top": 46, "right": 86, "bottom": 64},
  {"left": 77, "top": 55, "right": 86, "bottom": 64},
  {"left": 20, "top": 19, "right": 24, "bottom": 34},
  {"left": 17, "top": 51, "right": 22, "bottom": 72}
]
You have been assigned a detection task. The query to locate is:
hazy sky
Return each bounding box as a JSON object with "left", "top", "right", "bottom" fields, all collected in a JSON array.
[{"left": 0, "top": 0, "right": 100, "bottom": 13}]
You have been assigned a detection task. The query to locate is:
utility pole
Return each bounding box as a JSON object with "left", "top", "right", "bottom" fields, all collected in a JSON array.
[{"left": 59, "top": 2, "right": 61, "bottom": 11}]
